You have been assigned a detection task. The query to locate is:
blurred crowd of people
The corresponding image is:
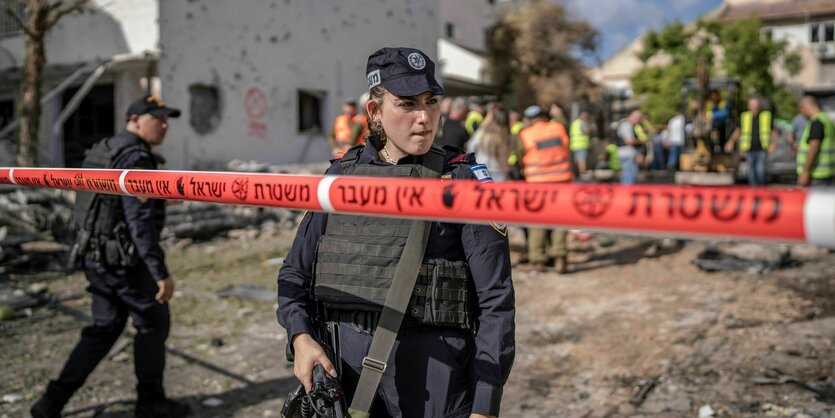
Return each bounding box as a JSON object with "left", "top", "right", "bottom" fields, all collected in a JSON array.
[
  {"left": 323, "top": 92, "right": 833, "bottom": 273},
  {"left": 327, "top": 91, "right": 834, "bottom": 189}
]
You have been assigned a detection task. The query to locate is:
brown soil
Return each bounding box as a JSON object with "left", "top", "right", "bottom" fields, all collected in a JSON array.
[{"left": 2, "top": 228, "right": 834, "bottom": 417}]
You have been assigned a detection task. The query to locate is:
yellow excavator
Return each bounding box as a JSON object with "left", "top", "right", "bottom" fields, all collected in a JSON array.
[{"left": 676, "top": 74, "right": 742, "bottom": 185}]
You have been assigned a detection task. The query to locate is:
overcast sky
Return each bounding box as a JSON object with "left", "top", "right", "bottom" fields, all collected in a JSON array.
[{"left": 560, "top": 0, "right": 724, "bottom": 63}]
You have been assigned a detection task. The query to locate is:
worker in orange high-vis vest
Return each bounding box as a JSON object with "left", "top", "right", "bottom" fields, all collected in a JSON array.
[
  {"left": 328, "top": 100, "right": 368, "bottom": 159},
  {"left": 519, "top": 105, "right": 574, "bottom": 273}
]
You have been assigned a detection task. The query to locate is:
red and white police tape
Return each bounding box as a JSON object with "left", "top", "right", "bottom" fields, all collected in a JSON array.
[{"left": 1, "top": 167, "right": 834, "bottom": 248}]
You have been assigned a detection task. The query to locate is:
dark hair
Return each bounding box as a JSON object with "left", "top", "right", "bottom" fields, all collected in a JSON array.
[{"left": 367, "top": 85, "right": 387, "bottom": 151}]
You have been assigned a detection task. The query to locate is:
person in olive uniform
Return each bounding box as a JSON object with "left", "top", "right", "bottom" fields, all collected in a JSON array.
[
  {"left": 278, "top": 47, "right": 515, "bottom": 418},
  {"left": 31, "top": 96, "right": 190, "bottom": 418}
]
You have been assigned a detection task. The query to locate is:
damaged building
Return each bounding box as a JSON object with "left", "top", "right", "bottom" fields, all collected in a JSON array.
[
  {"left": 0, "top": 0, "right": 160, "bottom": 167},
  {"left": 0, "top": 0, "right": 512, "bottom": 169},
  {"left": 157, "top": 0, "right": 512, "bottom": 169}
]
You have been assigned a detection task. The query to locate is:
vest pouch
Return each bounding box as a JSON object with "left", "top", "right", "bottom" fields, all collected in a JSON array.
[
  {"left": 103, "top": 223, "right": 138, "bottom": 268},
  {"left": 409, "top": 258, "right": 473, "bottom": 330}
]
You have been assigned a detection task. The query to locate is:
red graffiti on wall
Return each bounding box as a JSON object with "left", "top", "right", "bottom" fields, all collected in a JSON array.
[{"left": 245, "top": 87, "right": 269, "bottom": 138}]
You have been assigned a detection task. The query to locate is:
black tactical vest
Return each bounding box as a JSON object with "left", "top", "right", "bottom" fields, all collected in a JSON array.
[
  {"left": 73, "top": 134, "right": 159, "bottom": 266},
  {"left": 314, "top": 145, "right": 474, "bottom": 329},
  {"left": 75, "top": 136, "right": 155, "bottom": 227}
]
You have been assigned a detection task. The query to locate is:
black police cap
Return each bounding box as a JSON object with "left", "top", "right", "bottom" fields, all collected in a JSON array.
[
  {"left": 366, "top": 47, "right": 444, "bottom": 97},
  {"left": 126, "top": 95, "right": 181, "bottom": 121}
]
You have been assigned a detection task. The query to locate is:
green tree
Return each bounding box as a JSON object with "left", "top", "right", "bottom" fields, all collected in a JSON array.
[
  {"left": 5, "top": 0, "right": 88, "bottom": 167},
  {"left": 486, "top": 0, "right": 598, "bottom": 110},
  {"left": 631, "top": 17, "right": 801, "bottom": 123}
]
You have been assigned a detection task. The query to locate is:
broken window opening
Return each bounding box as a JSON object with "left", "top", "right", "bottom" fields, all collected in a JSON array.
[
  {"left": 189, "top": 84, "right": 221, "bottom": 136},
  {"left": 298, "top": 89, "right": 325, "bottom": 133}
]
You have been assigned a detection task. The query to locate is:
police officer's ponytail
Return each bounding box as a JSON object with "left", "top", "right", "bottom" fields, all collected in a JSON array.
[{"left": 367, "top": 86, "right": 387, "bottom": 151}]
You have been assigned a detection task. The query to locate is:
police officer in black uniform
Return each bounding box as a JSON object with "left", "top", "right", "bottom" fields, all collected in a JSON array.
[
  {"left": 31, "top": 96, "right": 190, "bottom": 418},
  {"left": 278, "top": 48, "right": 515, "bottom": 418}
]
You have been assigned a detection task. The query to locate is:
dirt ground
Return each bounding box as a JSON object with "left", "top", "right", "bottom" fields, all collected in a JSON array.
[{"left": 1, "top": 225, "right": 834, "bottom": 418}]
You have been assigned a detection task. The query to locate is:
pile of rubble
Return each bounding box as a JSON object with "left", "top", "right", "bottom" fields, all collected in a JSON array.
[
  {"left": 0, "top": 187, "right": 75, "bottom": 274},
  {"left": 0, "top": 186, "right": 300, "bottom": 276}
]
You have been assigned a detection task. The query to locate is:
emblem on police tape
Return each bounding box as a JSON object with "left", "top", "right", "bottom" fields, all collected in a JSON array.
[
  {"left": 407, "top": 53, "right": 426, "bottom": 70},
  {"left": 232, "top": 178, "right": 248, "bottom": 201},
  {"left": 573, "top": 185, "right": 614, "bottom": 219}
]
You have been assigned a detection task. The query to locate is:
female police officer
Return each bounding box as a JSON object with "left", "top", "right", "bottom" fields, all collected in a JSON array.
[{"left": 278, "top": 47, "right": 515, "bottom": 418}]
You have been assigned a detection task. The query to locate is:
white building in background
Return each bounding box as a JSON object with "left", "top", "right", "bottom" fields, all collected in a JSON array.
[
  {"left": 437, "top": 0, "right": 519, "bottom": 96},
  {"left": 0, "top": 0, "right": 517, "bottom": 168},
  {"left": 0, "top": 0, "right": 160, "bottom": 167},
  {"left": 723, "top": 0, "right": 835, "bottom": 110},
  {"left": 156, "top": 0, "right": 440, "bottom": 169},
  {"left": 159, "top": 0, "right": 522, "bottom": 168}
]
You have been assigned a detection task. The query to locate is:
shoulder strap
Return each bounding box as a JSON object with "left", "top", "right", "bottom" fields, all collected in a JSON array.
[
  {"left": 348, "top": 218, "right": 433, "bottom": 417},
  {"left": 109, "top": 143, "right": 150, "bottom": 169},
  {"left": 338, "top": 144, "right": 364, "bottom": 174},
  {"left": 348, "top": 150, "right": 441, "bottom": 417}
]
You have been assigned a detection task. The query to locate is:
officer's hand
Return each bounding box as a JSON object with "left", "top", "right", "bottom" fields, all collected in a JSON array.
[
  {"left": 292, "top": 333, "right": 337, "bottom": 393},
  {"left": 155, "top": 278, "right": 175, "bottom": 303},
  {"left": 469, "top": 414, "right": 496, "bottom": 418}
]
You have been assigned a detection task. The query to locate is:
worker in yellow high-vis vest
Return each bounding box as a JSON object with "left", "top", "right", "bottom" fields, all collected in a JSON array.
[
  {"left": 796, "top": 95, "right": 835, "bottom": 187},
  {"left": 726, "top": 97, "right": 777, "bottom": 186},
  {"left": 570, "top": 110, "right": 591, "bottom": 173}
]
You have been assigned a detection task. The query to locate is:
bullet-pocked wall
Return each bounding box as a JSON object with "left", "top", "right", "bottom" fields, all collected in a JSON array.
[{"left": 158, "top": 0, "right": 440, "bottom": 169}]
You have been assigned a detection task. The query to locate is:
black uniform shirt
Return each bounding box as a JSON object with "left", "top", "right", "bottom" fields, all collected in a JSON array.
[
  {"left": 108, "top": 131, "right": 169, "bottom": 281},
  {"left": 807, "top": 120, "right": 824, "bottom": 144},
  {"left": 277, "top": 141, "right": 515, "bottom": 415},
  {"left": 748, "top": 115, "right": 773, "bottom": 152},
  {"left": 435, "top": 119, "right": 470, "bottom": 150}
]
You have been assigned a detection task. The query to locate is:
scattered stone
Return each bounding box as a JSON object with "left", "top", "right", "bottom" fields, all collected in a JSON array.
[
  {"left": 699, "top": 404, "right": 715, "bottom": 417},
  {"left": 217, "top": 284, "right": 274, "bottom": 301},
  {"left": 202, "top": 397, "right": 224, "bottom": 407},
  {"left": 106, "top": 338, "right": 132, "bottom": 361},
  {"left": 264, "top": 257, "right": 284, "bottom": 266},
  {"left": 111, "top": 352, "right": 130, "bottom": 363},
  {"left": 20, "top": 240, "right": 66, "bottom": 253},
  {"left": 1, "top": 393, "right": 23, "bottom": 403},
  {"left": 27, "top": 282, "right": 48, "bottom": 294}
]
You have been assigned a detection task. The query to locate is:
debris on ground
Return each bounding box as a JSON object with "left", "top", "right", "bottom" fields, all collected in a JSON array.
[
  {"left": 165, "top": 201, "right": 297, "bottom": 241},
  {"left": 698, "top": 404, "right": 716, "bottom": 417},
  {"left": 1, "top": 393, "right": 23, "bottom": 404},
  {"left": 216, "top": 284, "right": 275, "bottom": 301},
  {"left": 2, "top": 224, "right": 835, "bottom": 417},
  {"left": 1, "top": 189, "right": 301, "bottom": 275},
  {"left": 629, "top": 377, "right": 659, "bottom": 406},
  {"left": 752, "top": 369, "right": 835, "bottom": 404},
  {"left": 202, "top": 397, "right": 224, "bottom": 407},
  {"left": 694, "top": 246, "right": 798, "bottom": 274},
  {"left": 0, "top": 187, "right": 76, "bottom": 273}
]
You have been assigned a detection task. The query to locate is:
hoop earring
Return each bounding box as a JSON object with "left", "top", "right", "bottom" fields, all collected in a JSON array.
[{"left": 371, "top": 120, "right": 385, "bottom": 139}]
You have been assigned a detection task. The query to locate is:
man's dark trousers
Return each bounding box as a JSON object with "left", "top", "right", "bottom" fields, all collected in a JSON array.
[{"left": 43, "top": 259, "right": 170, "bottom": 407}]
